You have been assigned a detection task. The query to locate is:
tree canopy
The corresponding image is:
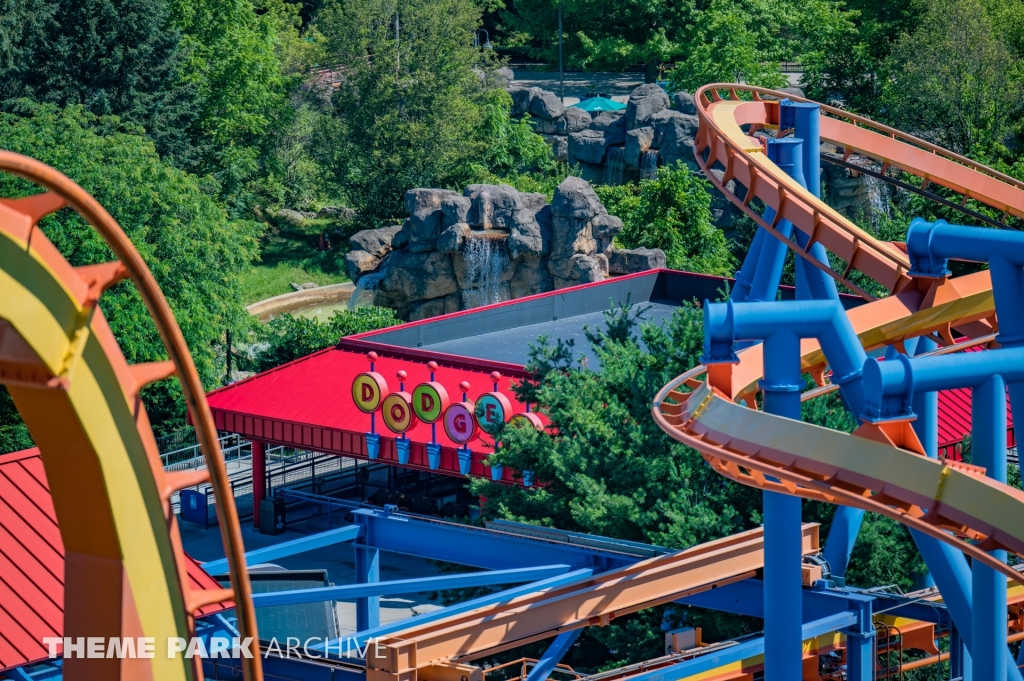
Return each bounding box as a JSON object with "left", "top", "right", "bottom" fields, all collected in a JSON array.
[{"left": 0, "top": 103, "right": 259, "bottom": 431}]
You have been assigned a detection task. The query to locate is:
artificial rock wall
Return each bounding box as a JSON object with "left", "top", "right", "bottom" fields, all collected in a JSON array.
[{"left": 345, "top": 178, "right": 665, "bottom": 321}]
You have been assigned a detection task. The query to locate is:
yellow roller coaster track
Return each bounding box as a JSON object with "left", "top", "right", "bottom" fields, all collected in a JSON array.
[{"left": 0, "top": 152, "right": 262, "bottom": 681}]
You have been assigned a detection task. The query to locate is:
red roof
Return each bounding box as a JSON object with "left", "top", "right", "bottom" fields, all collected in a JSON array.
[
  {"left": 206, "top": 339, "right": 536, "bottom": 481},
  {"left": 937, "top": 385, "right": 1015, "bottom": 457},
  {"left": 0, "top": 448, "right": 227, "bottom": 672}
]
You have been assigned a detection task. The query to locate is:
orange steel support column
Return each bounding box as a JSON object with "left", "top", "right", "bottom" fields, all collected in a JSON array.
[{"left": 252, "top": 441, "right": 266, "bottom": 528}]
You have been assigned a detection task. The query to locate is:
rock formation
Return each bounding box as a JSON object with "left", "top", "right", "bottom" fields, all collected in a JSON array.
[{"left": 346, "top": 179, "right": 665, "bottom": 321}]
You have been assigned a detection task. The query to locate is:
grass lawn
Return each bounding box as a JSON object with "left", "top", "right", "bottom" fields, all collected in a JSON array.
[{"left": 238, "top": 216, "right": 351, "bottom": 305}]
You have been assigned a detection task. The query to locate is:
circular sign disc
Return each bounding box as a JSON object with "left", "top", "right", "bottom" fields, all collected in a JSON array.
[
  {"left": 476, "top": 392, "right": 512, "bottom": 435},
  {"left": 352, "top": 372, "right": 388, "bottom": 413},
  {"left": 412, "top": 381, "right": 450, "bottom": 423},
  {"left": 382, "top": 391, "right": 415, "bottom": 433},
  {"left": 444, "top": 401, "right": 477, "bottom": 444},
  {"left": 509, "top": 412, "right": 544, "bottom": 431}
]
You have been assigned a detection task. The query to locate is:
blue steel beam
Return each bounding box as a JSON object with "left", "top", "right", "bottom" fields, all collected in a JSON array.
[
  {"left": 251, "top": 564, "right": 572, "bottom": 608},
  {"left": 704, "top": 297, "right": 869, "bottom": 681},
  {"left": 677, "top": 579, "right": 892, "bottom": 624},
  {"left": 202, "top": 524, "right": 363, "bottom": 575},
  {"left": 525, "top": 630, "right": 582, "bottom": 681},
  {"left": 310, "top": 567, "right": 594, "bottom": 653},
  {"left": 350, "top": 508, "right": 633, "bottom": 571},
  {"left": 619, "top": 612, "right": 859, "bottom": 681}
]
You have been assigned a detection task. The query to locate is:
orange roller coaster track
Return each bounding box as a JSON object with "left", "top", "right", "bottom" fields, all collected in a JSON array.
[{"left": 0, "top": 152, "right": 261, "bottom": 681}]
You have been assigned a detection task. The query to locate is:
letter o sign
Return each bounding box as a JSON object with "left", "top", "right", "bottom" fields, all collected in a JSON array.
[
  {"left": 444, "top": 401, "right": 477, "bottom": 444},
  {"left": 413, "top": 382, "right": 449, "bottom": 423},
  {"left": 382, "top": 391, "right": 414, "bottom": 433},
  {"left": 510, "top": 412, "right": 544, "bottom": 431},
  {"left": 352, "top": 372, "right": 388, "bottom": 413},
  {"left": 475, "top": 392, "right": 512, "bottom": 435}
]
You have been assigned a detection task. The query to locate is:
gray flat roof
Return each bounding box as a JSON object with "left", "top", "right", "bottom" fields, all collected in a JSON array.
[{"left": 356, "top": 270, "right": 864, "bottom": 370}]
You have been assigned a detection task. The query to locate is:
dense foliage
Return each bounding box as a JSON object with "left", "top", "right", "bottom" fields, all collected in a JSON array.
[
  {"left": 313, "top": 0, "right": 496, "bottom": 223},
  {"left": 246, "top": 307, "right": 400, "bottom": 372},
  {"left": 0, "top": 103, "right": 259, "bottom": 432},
  {"left": 596, "top": 163, "right": 734, "bottom": 274}
]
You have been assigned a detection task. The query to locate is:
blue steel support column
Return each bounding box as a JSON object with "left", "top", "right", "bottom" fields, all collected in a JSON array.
[
  {"left": 747, "top": 138, "right": 803, "bottom": 302},
  {"left": 525, "top": 630, "right": 582, "bottom": 681},
  {"left": 972, "top": 374, "right": 1008, "bottom": 681},
  {"left": 906, "top": 220, "right": 1024, "bottom": 477},
  {"left": 845, "top": 595, "right": 874, "bottom": 681},
  {"left": 780, "top": 99, "right": 839, "bottom": 303},
  {"left": 761, "top": 328, "right": 804, "bottom": 681},
  {"left": 951, "top": 625, "right": 969, "bottom": 681},
  {"left": 703, "top": 298, "right": 872, "bottom": 681},
  {"left": 861, "top": 343, "right": 1024, "bottom": 681},
  {"left": 732, "top": 228, "right": 767, "bottom": 302},
  {"left": 355, "top": 544, "right": 380, "bottom": 631}
]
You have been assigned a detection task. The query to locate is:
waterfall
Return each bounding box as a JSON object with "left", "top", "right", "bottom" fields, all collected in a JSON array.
[
  {"left": 603, "top": 146, "right": 625, "bottom": 186},
  {"left": 863, "top": 174, "right": 891, "bottom": 224},
  {"left": 460, "top": 233, "right": 509, "bottom": 310},
  {"left": 640, "top": 149, "right": 659, "bottom": 180},
  {"left": 347, "top": 254, "right": 390, "bottom": 309}
]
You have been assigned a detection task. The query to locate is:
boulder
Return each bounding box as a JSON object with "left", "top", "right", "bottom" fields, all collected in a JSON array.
[
  {"left": 625, "top": 83, "right": 670, "bottom": 129},
  {"left": 408, "top": 292, "right": 461, "bottom": 321},
  {"left": 609, "top": 247, "right": 666, "bottom": 274},
  {"left": 379, "top": 250, "right": 458, "bottom": 302},
  {"left": 350, "top": 224, "right": 402, "bottom": 258},
  {"left": 557, "top": 107, "right": 592, "bottom": 134},
  {"left": 594, "top": 253, "right": 610, "bottom": 277},
  {"left": 511, "top": 256, "right": 554, "bottom": 298},
  {"left": 317, "top": 205, "right": 357, "bottom": 220},
  {"left": 550, "top": 253, "right": 604, "bottom": 288},
  {"left": 345, "top": 250, "right": 382, "bottom": 282},
  {"left": 272, "top": 208, "right": 309, "bottom": 224},
  {"left": 568, "top": 130, "right": 610, "bottom": 165},
  {"left": 656, "top": 112, "right": 700, "bottom": 170},
  {"left": 552, "top": 135, "right": 568, "bottom": 162},
  {"left": 495, "top": 66, "right": 515, "bottom": 86},
  {"left": 509, "top": 86, "right": 538, "bottom": 116},
  {"left": 392, "top": 229, "right": 410, "bottom": 250},
  {"left": 590, "top": 110, "right": 627, "bottom": 137},
  {"left": 437, "top": 222, "right": 471, "bottom": 254},
  {"left": 591, "top": 214, "right": 623, "bottom": 240},
  {"left": 529, "top": 90, "right": 566, "bottom": 120},
  {"left": 624, "top": 126, "right": 654, "bottom": 168},
  {"left": 534, "top": 117, "right": 559, "bottom": 135},
  {"left": 671, "top": 91, "right": 697, "bottom": 115},
  {"left": 405, "top": 209, "right": 442, "bottom": 249},
  {"left": 508, "top": 204, "right": 552, "bottom": 259},
  {"left": 549, "top": 177, "right": 603, "bottom": 265},
  {"left": 441, "top": 195, "right": 472, "bottom": 228},
  {"left": 464, "top": 184, "right": 522, "bottom": 230},
  {"left": 405, "top": 188, "right": 457, "bottom": 215}
]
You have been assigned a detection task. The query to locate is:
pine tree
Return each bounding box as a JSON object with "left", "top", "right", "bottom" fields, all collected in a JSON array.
[{"left": 0, "top": 0, "right": 201, "bottom": 166}]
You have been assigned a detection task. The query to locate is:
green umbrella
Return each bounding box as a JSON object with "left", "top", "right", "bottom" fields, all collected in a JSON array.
[{"left": 570, "top": 96, "right": 626, "bottom": 113}]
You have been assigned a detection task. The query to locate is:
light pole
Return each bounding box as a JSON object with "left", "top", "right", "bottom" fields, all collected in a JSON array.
[
  {"left": 474, "top": 29, "right": 492, "bottom": 49},
  {"left": 558, "top": 5, "right": 563, "bottom": 102}
]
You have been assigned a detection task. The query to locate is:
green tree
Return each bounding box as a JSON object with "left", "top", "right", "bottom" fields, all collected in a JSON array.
[
  {"left": 314, "top": 0, "right": 494, "bottom": 224},
  {"left": 506, "top": 0, "right": 686, "bottom": 82},
  {"left": 170, "top": 0, "right": 297, "bottom": 201},
  {"left": 0, "top": 104, "right": 260, "bottom": 432},
  {"left": 596, "top": 163, "right": 734, "bottom": 275},
  {"left": 247, "top": 307, "right": 399, "bottom": 372},
  {"left": 881, "top": 0, "right": 1024, "bottom": 154},
  {"left": 0, "top": 0, "right": 200, "bottom": 164},
  {"left": 667, "top": 0, "right": 789, "bottom": 92}
]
